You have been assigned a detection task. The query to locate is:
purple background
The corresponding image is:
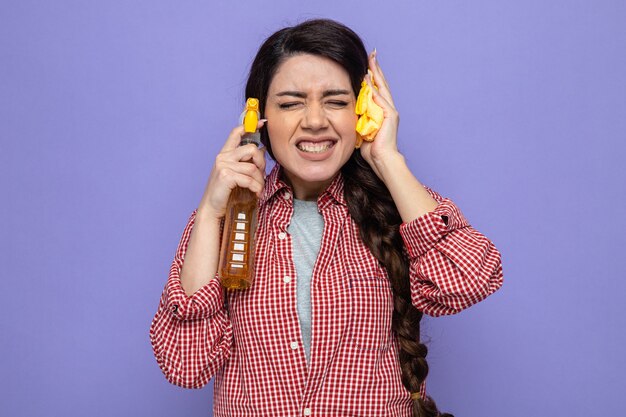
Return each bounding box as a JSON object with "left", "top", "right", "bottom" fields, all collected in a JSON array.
[{"left": 2, "top": 1, "right": 625, "bottom": 416}]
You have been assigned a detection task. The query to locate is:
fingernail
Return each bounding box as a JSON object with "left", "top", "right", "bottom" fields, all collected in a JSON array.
[{"left": 260, "top": 118, "right": 268, "bottom": 122}]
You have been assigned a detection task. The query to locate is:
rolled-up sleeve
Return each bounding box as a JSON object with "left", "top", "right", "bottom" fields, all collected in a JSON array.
[
  {"left": 149, "top": 210, "right": 233, "bottom": 388},
  {"left": 400, "top": 187, "right": 504, "bottom": 316}
]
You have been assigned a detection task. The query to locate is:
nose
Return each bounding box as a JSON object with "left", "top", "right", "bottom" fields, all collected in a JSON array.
[{"left": 301, "top": 103, "right": 329, "bottom": 130}]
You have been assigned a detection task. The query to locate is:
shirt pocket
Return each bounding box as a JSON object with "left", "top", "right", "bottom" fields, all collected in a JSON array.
[{"left": 348, "top": 275, "right": 394, "bottom": 351}]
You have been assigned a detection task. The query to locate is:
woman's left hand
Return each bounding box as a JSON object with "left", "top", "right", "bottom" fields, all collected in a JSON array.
[{"left": 358, "top": 50, "right": 402, "bottom": 179}]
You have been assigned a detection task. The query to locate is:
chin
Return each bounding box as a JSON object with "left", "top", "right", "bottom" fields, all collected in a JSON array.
[
  {"left": 293, "top": 174, "right": 334, "bottom": 187},
  {"left": 298, "top": 164, "right": 341, "bottom": 182}
]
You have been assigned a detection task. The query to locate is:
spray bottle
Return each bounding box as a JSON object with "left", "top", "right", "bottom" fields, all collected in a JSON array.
[{"left": 218, "top": 98, "right": 261, "bottom": 290}]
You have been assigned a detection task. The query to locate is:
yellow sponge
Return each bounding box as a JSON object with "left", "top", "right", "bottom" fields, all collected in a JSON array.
[{"left": 355, "top": 70, "right": 383, "bottom": 148}]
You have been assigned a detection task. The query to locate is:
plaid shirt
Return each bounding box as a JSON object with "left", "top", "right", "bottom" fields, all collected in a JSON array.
[{"left": 150, "top": 165, "right": 503, "bottom": 416}]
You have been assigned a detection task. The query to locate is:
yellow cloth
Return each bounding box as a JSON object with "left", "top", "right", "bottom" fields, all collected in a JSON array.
[{"left": 355, "top": 70, "right": 383, "bottom": 148}]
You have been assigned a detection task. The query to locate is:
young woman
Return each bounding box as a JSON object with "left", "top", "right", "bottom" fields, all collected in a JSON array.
[{"left": 150, "top": 18, "right": 503, "bottom": 417}]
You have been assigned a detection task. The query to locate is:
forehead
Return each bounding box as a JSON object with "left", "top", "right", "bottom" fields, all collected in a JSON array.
[{"left": 268, "top": 53, "right": 352, "bottom": 93}]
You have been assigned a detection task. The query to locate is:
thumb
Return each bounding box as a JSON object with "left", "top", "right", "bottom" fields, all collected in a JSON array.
[{"left": 220, "top": 119, "right": 267, "bottom": 152}]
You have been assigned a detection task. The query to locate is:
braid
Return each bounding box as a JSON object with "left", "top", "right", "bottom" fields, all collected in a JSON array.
[{"left": 342, "top": 151, "right": 453, "bottom": 417}]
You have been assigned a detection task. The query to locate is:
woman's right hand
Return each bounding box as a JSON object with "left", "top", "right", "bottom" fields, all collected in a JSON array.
[{"left": 197, "top": 119, "right": 267, "bottom": 219}]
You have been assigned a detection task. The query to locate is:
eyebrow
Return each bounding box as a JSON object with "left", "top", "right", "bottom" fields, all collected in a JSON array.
[{"left": 274, "top": 89, "right": 352, "bottom": 98}]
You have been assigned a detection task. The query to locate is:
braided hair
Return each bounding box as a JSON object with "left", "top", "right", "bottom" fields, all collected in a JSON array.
[
  {"left": 342, "top": 151, "right": 453, "bottom": 417},
  {"left": 245, "top": 18, "right": 453, "bottom": 416}
]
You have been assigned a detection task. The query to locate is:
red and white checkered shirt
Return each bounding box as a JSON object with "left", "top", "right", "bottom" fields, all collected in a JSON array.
[{"left": 150, "top": 165, "right": 503, "bottom": 416}]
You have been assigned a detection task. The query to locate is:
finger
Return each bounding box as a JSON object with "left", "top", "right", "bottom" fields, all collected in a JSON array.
[
  {"left": 366, "top": 74, "right": 394, "bottom": 111},
  {"left": 368, "top": 52, "right": 395, "bottom": 107},
  {"left": 221, "top": 125, "right": 247, "bottom": 152},
  {"left": 369, "top": 73, "right": 396, "bottom": 110},
  {"left": 216, "top": 146, "right": 265, "bottom": 181},
  {"left": 220, "top": 119, "right": 267, "bottom": 153},
  {"left": 220, "top": 169, "right": 265, "bottom": 196},
  {"left": 226, "top": 143, "right": 266, "bottom": 171},
  {"left": 213, "top": 156, "right": 265, "bottom": 191},
  {"left": 369, "top": 68, "right": 394, "bottom": 108},
  {"left": 249, "top": 145, "right": 266, "bottom": 173},
  {"left": 369, "top": 50, "right": 389, "bottom": 90},
  {"left": 234, "top": 150, "right": 266, "bottom": 184},
  {"left": 228, "top": 161, "right": 266, "bottom": 188}
]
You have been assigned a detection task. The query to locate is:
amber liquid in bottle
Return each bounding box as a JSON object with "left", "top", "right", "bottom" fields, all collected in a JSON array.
[{"left": 218, "top": 187, "right": 258, "bottom": 290}]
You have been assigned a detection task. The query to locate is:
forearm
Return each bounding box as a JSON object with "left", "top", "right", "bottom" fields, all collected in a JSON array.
[
  {"left": 150, "top": 274, "right": 233, "bottom": 388},
  {"left": 179, "top": 210, "right": 223, "bottom": 296},
  {"left": 373, "top": 151, "right": 439, "bottom": 223}
]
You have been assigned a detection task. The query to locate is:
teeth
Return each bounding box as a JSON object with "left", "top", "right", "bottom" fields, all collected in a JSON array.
[{"left": 297, "top": 141, "right": 334, "bottom": 153}]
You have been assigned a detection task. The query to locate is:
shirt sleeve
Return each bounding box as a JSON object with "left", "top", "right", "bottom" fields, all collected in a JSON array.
[
  {"left": 149, "top": 210, "right": 233, "bottom": 388},
  {"left": 399, "top": 186, "right": 504, "bottom": 316}
]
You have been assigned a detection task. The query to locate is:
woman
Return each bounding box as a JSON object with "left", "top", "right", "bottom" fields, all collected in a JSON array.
[{"left": 150, "top": 18, "right": 503, "bottom": 417}]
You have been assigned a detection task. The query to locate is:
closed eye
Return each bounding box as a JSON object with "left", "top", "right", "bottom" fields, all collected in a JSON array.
[
  {"left": 278, "top": 101, "right": 349, "bottom": 109},
  {"left": 327, "top": 101, "right": 348, "bottom": 107},
  {"left": 279, "top": 102, "right": 302, "bottom": 109}
]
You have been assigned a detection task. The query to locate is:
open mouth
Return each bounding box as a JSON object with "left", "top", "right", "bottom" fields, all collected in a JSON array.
[{"left": 295, "top": 139, "right": 336, "bottom": 154}]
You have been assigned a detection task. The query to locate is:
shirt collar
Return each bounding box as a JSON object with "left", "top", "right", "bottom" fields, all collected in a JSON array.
[{"left": 260, "top": 164, "right": 347, "bottom": 208}]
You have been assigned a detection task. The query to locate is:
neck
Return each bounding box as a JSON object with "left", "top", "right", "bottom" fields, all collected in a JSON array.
[{"left": 281, "top": 171, "right": 336, "bottom": 201}]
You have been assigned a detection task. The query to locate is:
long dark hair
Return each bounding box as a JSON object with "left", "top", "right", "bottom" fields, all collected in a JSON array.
[{"left": 245, "top": 18, "right": 452, "bottom": 417}]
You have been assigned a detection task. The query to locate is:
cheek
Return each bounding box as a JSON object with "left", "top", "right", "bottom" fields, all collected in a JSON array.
[
  {"left": 266, "top": 124, "right": 293, "bottom": 161},
  {"left": 340, "top": 114, "right": 359, "bottom": 138},
  {"left": 267, "top": 121, "right": 289, "bottom": 145},
  {"left": 340, "top": 111, "right": 358, "bottom": 128}
]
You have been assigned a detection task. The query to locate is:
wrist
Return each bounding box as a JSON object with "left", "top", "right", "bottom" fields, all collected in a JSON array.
[
  {"left": 196, "top": 205, "right": 224, "bottom": 223},
  {"left": 372, "top": 151, "right": 406, "bottom": 183}
]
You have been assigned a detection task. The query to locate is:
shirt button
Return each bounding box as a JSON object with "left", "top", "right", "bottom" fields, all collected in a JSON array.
[
  {"left": 303, "top": 408, "right": 312, "bottom": 416},
  {"left": 278, "top": 232, "right": 287, "bottom": 240},
  {"left": 290, "top": 341, "right": 299, "bottom": 350},
  {"left": 283, "top": 276, "right": 292, "bottom": 284},
  {"left": 283, "top": 192, "right": 291, "bottom": 200}
]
